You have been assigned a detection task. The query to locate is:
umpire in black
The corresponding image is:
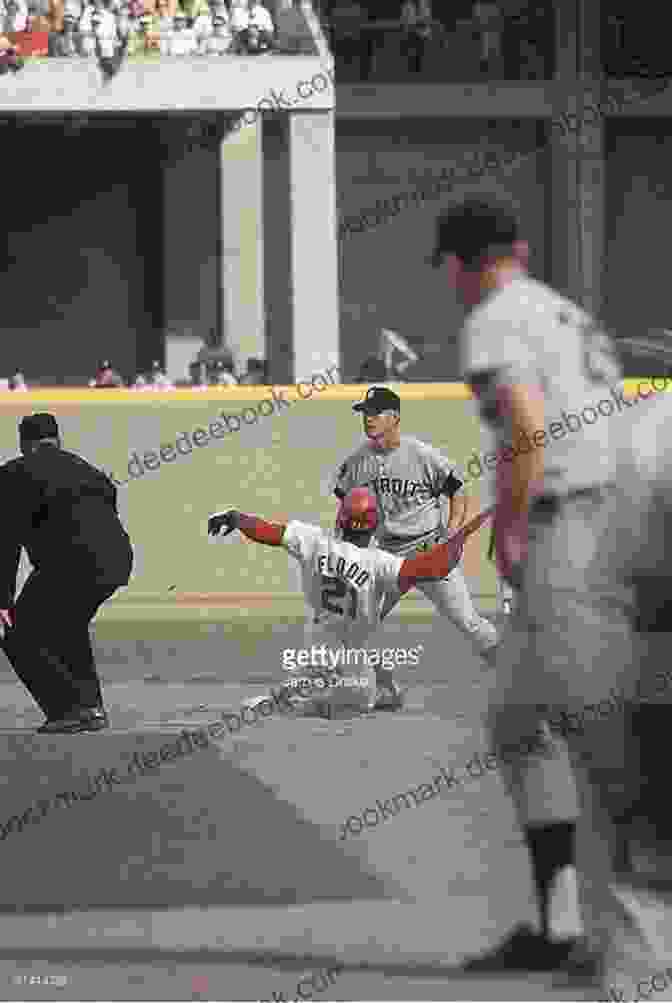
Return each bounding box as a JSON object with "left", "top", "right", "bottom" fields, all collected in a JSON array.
[{"left": 0, "top": 414, "right": 133, "bottom": 733}]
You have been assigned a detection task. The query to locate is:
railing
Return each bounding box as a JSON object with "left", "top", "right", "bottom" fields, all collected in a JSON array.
[{"left": 319, "top": 6, "right": 553, "bottom": 83}]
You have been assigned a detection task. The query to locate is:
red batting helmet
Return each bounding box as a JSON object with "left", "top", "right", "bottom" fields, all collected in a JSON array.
[{"left": 337, "top": 487, "right": 378, "bottom": 533}]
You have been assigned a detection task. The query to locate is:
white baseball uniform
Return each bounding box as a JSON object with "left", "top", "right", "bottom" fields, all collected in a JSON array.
[
  {"left": 332, "top": 435, "right": 498, "bottom": 659},
  {"left": 282, "top": 520, "right": 405, "bottom": 709}
]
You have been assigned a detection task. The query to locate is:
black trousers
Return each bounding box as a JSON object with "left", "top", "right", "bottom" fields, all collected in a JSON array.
[{"left": 2, "top": 570, "right": 122, "bottom": 719}]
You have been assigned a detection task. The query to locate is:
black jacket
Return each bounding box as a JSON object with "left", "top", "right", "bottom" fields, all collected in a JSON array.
[{"left": 0, "top": 444, "right": 133, "bottom": 607}]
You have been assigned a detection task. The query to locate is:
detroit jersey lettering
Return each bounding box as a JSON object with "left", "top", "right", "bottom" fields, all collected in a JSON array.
[
  {"left": 333, "top": 436, "right": 463, "bottom": 553},
  {"left": 282, "top": 520, "right": 403, "bottom": 646}
]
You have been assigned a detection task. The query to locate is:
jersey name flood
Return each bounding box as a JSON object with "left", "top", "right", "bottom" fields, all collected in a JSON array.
[{"left": 317, "top": 554, "right": 371, "bottom": 588}]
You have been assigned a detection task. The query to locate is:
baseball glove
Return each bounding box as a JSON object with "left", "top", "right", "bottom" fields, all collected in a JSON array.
[{"left": 207, "top": 509, "right": 240, "bottom": 538}]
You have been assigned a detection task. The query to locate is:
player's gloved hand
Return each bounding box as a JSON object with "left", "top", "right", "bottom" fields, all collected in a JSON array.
[
  {"left": 0, "top": 608, "right": 13, "bottom": 640},
  {"left": 207, "top": 509, "right": 240, "bottom": 538}
]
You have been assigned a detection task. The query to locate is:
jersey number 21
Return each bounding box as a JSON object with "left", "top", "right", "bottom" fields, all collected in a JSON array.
[{"left": 320, "top": 576, "right": 358, "bottom": 619}]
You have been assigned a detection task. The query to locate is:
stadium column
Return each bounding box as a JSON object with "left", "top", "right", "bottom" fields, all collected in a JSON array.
[
  {"left": 549, "top": 0, "right": 604, "bottom": 318},
  {"left": 219, "top": 119, "right": 265, "bottom": 375},
  {"left": 262, "top": 111, "right": 340, "bottom": 385}
]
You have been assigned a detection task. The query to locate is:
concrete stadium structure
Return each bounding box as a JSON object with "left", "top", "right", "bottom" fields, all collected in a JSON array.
[{"left": 1, "top": 1, "right": 671, "bottom": 386}]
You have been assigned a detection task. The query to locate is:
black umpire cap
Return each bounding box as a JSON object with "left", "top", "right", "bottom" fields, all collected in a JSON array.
[
  {"left": 353, "top": 386, "right": 401, "bottom": 415},
  {"left": 428, "top": 197, "right": 520, "bottom": 269},
  {"left": 19, "top": 412, "right": 59, "bottom": 442}
]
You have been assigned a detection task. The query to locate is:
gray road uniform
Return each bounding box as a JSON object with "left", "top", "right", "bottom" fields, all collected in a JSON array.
[
  {"left": 461, "top": 273, "right": 635, "bottom": 900},
  {"left": 577, "top": 390, "right": 672, "bottom": 998},
  {"left": 333, "top": 435, "right": 498, "bottom": 659}
]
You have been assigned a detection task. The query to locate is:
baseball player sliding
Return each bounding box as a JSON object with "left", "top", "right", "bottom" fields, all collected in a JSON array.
[
  {"left": 332, "top": 386, "right": 499, "bottom": 668},
  {"left": 207, "top": 489, "right": 493, "bottom": 717}
]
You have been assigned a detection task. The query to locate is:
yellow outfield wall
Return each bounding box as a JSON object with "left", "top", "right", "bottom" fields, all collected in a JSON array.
[{"left": 0, "top": 380, "right": 658, "bottom": 605}]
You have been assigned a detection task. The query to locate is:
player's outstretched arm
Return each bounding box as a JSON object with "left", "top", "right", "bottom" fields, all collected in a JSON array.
[
  {"left": 207, "top": 510, "right": 286, "bottom": 546},
  {"left": 397, "top": 506, "right": 494, "bottom": 594}
]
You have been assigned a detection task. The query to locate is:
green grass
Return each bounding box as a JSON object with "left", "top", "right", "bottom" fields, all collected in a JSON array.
[{"left": 1, "top": 395, "right": 496, "bottom": 600}]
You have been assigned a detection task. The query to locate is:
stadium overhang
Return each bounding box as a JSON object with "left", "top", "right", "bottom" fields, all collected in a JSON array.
[{"left": 0, "top": 54, "right": 335, "bottom": 113}]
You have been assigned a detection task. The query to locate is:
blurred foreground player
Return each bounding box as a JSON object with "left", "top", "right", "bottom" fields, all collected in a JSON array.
[
  {"left": 430, "top": 197, "right": 627, "bottom": 974},
  {"left": 0, "top": 414, "right": 133, "bottom": 733},
  {"left": 585, "top": 390, "right": 672, "bottom": 1000},
  {"left": 208, "top": 489, "right": 492, "bottom": 716}
]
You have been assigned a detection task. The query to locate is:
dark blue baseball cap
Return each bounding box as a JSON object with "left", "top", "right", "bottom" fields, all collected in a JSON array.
[
  {"left": 353, "top": 386, "right": 401, "bottom": 415},
  {"left": 19, "top": 412, "right": 59, "bottom": 442},
  {"left": 429, "top": 197, "right": 520, "bottom": 268}
]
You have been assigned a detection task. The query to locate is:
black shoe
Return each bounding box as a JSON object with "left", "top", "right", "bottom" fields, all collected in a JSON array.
[
  {"left": 461, "top": 923, "right": 586, "bottom": 972},
  {"left": 551, "top": 937, "right": 603, "bottom": 987},
  {"left": 80, "top": 707, "right": 110, "bottom": 732},
  {"left": 37, "top": 707, "right": 109, "bottom": 734}
]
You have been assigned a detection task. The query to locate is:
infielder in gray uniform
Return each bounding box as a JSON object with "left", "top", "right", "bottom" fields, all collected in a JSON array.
[
  {"left": 430, "top": 197, "right": 631, "bottom": 977},
  {"left": 332, "top": 386, "right": 499, "bottom": 667}
]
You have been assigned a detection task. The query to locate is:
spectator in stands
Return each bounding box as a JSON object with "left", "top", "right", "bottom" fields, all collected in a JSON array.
[
  {"left": 9, "top": 372, "right": 28, "bottom": 392},
  {"left": 91, "top": 6, "right": 117, "bottom": 56},
  {"left": 182, "top": 0, "right": 207, "bottom": 24},
  {"left": 156, "top": 0, "right": 172, "bottom": 51},
  {"left": 191, "top": 0, "right": 211, "bottom": 47},
  {"left": 167, "top": 8, "right": 196, "bottom": 53},
  {"left": 140, "top": 9, "right": 160, "bottom": 49},
  {"left": 149, "top": 360, "right": 174, "bottom": 388},
  {"left": 214, "top": 358, "right": 238, "bottom": 384},
  {"left": 89, "top": 360, "right": 124, "bottom": 388},
  {"left": 46, "top": 0, "right": 63, "bottom": 34},
  {"left": 244, "top": 0, "right": 273, "bottom": 48},
  {"left": 28, "top": 0, "right": 49, "bottom": 17},
  {"left": 114, "top": 6, "right": 130, "bottom": 42},
  {"left": 227, "top": 0, "right": 245, "bottom": 46},
  {"left": 189, "top": 332, "right": 237, "bottom": 381},
  {"left": 240, "top": 357, "right": 267, "bottom": 384},
  {"left": 2, "top": 0, "right": 29, "bottom": 32},
  {"left": 62, "top": 0, "right": 81, "bottom": 25},
  {"left": 472, "top": 0, "right": 502, "bottom": 76},
  {"left": 400, "top": 0, "right": 432, "bottom": 74},
  {"left": 27, "top": 0, "right": 52, "bottom": 32},
  {"left": 200, "top": 9, "right": 227, "bottom": 51},
  {"left": 78, "top": 0, "right": 104, "bottom": 53},
  {"left": 0, "top": 38, "right": 24, "bottom": 69},
  {"left": 126, "top": 12, "right": 145, "bottom": 51},
  {"left": 207, "top": 0, "right": 225, "bottom": 18},
  {"left": 49, "top": 8, "right": 77, "bottom": 51}
]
